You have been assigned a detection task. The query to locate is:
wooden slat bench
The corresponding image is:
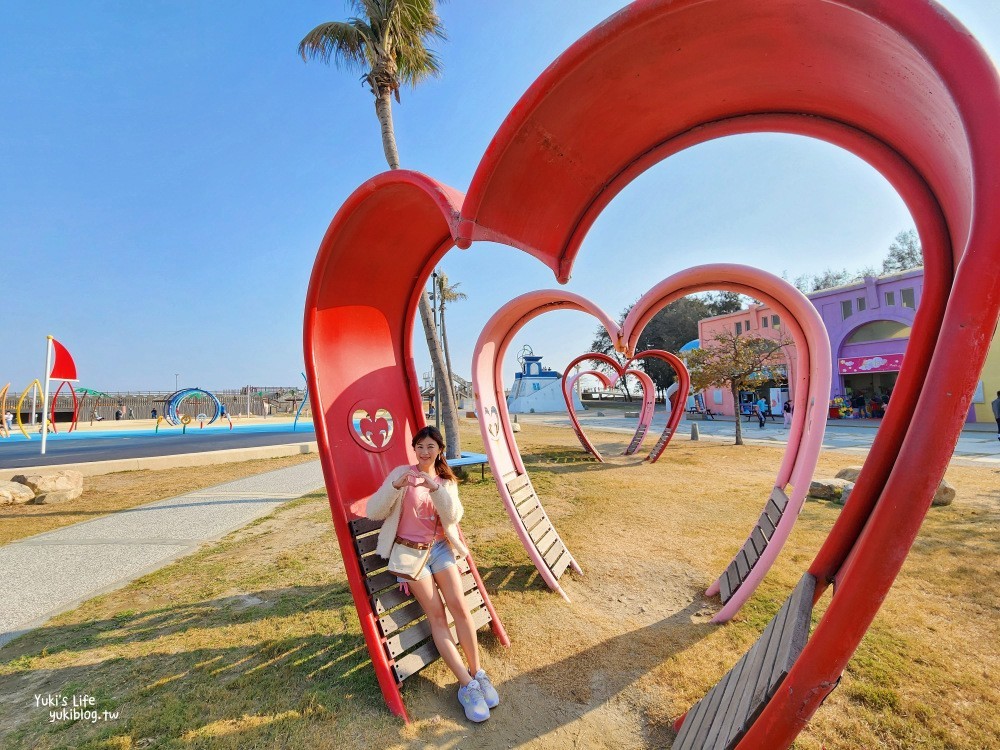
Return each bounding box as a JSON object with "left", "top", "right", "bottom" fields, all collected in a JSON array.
[
  {"left": 719, "top": 488, "right": 789, "bottom": 604},
  {"left": 349, "top": 517, "right": 493, "bottom": 683},
  {"left": 503, "top": 471, "right": 574, "bottom": 581},
  {"left": 674, "top": 573, "right": 816, "bottom": 749}
]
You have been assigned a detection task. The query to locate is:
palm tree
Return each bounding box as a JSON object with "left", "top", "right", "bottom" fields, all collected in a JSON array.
[
  {"left": 436, "top": 271, "right": 467, "bottom": 403},
  {"left": 299, "top": 1, "right": 463, "bottom": 459}
]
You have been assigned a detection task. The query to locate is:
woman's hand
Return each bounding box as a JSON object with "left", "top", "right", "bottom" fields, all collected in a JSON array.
[
  {"left": 391, "top": 471, "right": 415, "bottom": 490},
  {"left": 415, "top": 471, "right": 441, "bottom": 490},
  {"left": 392, "top": 470, "right": 440, "bottom": 490}
]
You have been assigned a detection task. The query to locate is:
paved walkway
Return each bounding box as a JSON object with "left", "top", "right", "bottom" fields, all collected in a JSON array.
[
  {"left": 517, "top": 412, "right": 1000, "bottom": 466},
  {"left": 0, "top": 460, "right": 325, "bottom": 648}
]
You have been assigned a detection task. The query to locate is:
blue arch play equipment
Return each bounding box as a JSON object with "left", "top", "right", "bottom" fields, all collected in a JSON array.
[{"left": 164, "top": 388, "right": 223, "bottom": 426}]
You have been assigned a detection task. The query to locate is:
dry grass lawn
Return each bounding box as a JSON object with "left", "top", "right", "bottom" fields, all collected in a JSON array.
[
  {"left": 0, "top": 453, "right": 318, "bottom": 545},
  {"left": 0, "top": 420, "right": 996, "bottom": 749}
]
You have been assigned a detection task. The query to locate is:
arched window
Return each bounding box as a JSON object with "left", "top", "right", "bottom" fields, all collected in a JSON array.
[{"left": 845, "top": 320, "right": 911, "bottom": 344}]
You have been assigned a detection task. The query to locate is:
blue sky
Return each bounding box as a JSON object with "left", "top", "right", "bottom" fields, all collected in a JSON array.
[{"left": 2, "top": 1, "right": 998, "bottom": 393}]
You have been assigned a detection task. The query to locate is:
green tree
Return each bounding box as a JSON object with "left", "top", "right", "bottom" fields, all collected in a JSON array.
[
  {"left": 882, "top": 229, "right": 922, "bottom": 273},
  {"left": 589, "top": 306, "right": 636, "bottom": 401},
  {"left": 299, "top": 1, "right": 464, "bottom": 458},
  {"left": 635, "top": 296, "right": 711, "bottom": 396},
  {"left": 686, "top": 329, "right": 790, "bottom": 445},
  {"left": 704, "top": 291, "right": 746, "bottom": 316}
]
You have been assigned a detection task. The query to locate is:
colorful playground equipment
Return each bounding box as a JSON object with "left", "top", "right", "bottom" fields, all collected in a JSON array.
[
  {"left": 0, "top": 382, "right": 9, "bottom": 438},
  {"left": 161, "top": 388, "right": 223, "bottom": 427},
  {"left": 14, "top": 380, "right": 48, "bottom": 439},
  {"left": 293, "top": 372, "right": 310, "bottom": 431},
  {"left": 304, "top": 0, "right": 1000, "bottom": 743}
]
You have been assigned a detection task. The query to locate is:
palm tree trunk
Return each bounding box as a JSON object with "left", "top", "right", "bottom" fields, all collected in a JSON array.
[
  {"left": 732, "top": 382, "right": 744, "bottom": 446},
  {"left": 440, "top": 300, "right": 457, "bottom": 404},
  {"left": 375, "top": 89, "right": 401, "bottom": 169},
  {"left": 374, "top": 89, "right": 459, "bottom": 457},
  {"left": 418, "top": 292, "right": 461, "bottom": 459}
]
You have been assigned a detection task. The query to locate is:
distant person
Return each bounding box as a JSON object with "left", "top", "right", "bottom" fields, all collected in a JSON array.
[
  {"left": 93, "top": 410, "right": 104, "bottom": 422},
  {"left": 3, "top": 410, "right": 12, "bottom": 432},
  {"left": 127, "top": 407, "right": 134, "bottom": 420},
  {"left": 992, "top": 390, "right": 1000, "bottom": 442},
  {"left": 783, "top": 399, "right": 792, "bottom": 428},
  {"left": 756, "top": 396, "right": 767, "bottom": 428},
  {"left": 220, "top": 405, "right": 227, "bottom": 418},
  {"left": 151, "top": 408, "right": 158, "bottom": 419},
  {"left": 114, "top": 408, "right": 122, "bottom": 421}
]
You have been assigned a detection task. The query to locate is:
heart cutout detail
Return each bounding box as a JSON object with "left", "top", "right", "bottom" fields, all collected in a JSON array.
[{"left": 350, "top": 406, "right": 394, "bottom": 451}]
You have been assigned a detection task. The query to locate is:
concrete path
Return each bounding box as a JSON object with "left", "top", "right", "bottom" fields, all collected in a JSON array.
[{"left": 0, "top": 460, "right": 325, "bottom": 648}]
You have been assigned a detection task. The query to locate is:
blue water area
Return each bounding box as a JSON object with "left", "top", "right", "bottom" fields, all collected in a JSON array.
[{"left": 1, "top": 420, "right": 315, "bottom": 444}]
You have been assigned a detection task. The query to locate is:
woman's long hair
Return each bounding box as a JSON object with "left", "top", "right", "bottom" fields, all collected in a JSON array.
[{"left": 411, "top": 425, "right": 457, "bottom": 482}]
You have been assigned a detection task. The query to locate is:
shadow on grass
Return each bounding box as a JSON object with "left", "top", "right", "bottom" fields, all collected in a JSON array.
[{"left": 0, "top": 578, "right": 717, "bottom": 749}]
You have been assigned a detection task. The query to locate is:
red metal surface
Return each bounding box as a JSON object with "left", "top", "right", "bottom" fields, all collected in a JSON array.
[
  {"left": 303, "top": 171, "right": 507, "bottom": 722},
  {"left": 632, "top": 350, "right": 689, "bottom": 463},
  {"left": 307, "top": 0, "right": 1000, "bottom": 741},
  {"left": 50, "top": 381, "right": 80, "bottom": 434}
]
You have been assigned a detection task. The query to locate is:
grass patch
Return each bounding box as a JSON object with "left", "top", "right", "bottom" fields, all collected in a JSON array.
[
  {"left": 0, "top": 453, "right": 318, "bottom": 545},
  {"left": 0, "top": 419, "right": 996, "bottom": 748}
]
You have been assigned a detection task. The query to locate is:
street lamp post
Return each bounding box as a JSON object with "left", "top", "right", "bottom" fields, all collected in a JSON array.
[{"left": 174, "top": 373, "right": 179, "bottom": 391}]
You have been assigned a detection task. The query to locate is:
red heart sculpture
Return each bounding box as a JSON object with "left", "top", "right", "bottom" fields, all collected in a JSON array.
[
  {"left": 303, "top": 3, "right": 1000, "bottom": 733},
  {"left": 562, "top": 350, "right": 690, "bottom": 462}
]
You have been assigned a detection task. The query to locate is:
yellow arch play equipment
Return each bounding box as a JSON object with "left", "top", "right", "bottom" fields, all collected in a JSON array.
[
  {"left": 0, "top": 382, "right": 10, "bottom": 438},
  {"left": 15, "top": 380, "right": 48, "bottom": 439}
]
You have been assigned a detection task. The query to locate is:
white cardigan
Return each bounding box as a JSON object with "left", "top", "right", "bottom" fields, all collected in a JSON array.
[{"left": 365, "top": 465, "right": 468, "bottom": 559}]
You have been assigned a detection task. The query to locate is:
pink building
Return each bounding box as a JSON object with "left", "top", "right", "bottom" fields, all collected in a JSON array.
[
  {"left": 697, "top": 304, "right": 798, "bottom": 417},
  {"left": 695, "top": 269, "right": 924, "bottom": 418}
]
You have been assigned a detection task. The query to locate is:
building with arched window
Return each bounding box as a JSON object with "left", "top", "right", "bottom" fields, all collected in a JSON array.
[{"left": 695, "top": 268, "right": 1000, "bottom": 423}]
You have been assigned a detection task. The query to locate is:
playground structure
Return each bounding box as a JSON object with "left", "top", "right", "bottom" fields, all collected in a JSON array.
[
  {"left": 304, "top": 0, "right": 1000, "bottom": 744},
  {"left": 161, "top": 388, "right": 224, "bottom": 427},
  {"left": 2, "top": 380, "right": 80, "bottom": 439},
  {"left": 561, "top": 349, "right": 691, "bottom": 462},
  {"left": 0, "top": 383, "right": 9, "bottom": 438}
]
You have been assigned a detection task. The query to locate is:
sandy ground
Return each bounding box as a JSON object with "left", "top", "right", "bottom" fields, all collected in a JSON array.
[{"left": 377, "top": 425, "right": 1000, "bottom": 749}]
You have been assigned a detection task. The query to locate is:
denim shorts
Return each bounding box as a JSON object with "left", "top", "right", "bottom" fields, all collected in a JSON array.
[{"left": 397, "top": 538, "right": 458, "bottom": 582}]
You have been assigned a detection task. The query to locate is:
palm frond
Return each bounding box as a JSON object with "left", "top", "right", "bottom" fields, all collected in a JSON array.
[
  {"left": 298, "top": 20, "right": 371, "bottom": 69},
  {"left": 301, "top": 0, "right": 446, "bottom": 95}
]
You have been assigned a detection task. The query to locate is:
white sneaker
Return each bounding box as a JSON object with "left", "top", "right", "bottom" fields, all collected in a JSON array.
[
  {"left": 473, "top": 669, "right": 500, "bottom": 708},
  {"left": 457, "top": 680, "right": 490, "bottom": 722}
]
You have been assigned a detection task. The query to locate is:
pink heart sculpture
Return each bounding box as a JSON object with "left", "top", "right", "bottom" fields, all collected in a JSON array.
[
  {"left": 303, "top": 2, "right": 1000, "bottom": 734},
  {"left": 562, "top": 349, "right": 690, "bottom": 462},
  {"left": 472, "top": 265, "right": 831, "bottom": 623}
]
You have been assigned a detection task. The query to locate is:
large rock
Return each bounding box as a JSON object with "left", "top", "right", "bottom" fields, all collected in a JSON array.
[
  {"left": 0, "top": 480, "right": 35, "bottom": 505},
  {"left": 808, "top": 477, "right": 853, "bottom": 501},
  {"left": 835, "top": 467, "right": 955, "bottom": 507},
  {"left": 835, "top": 466, "right": 863, "bottom": 482},
  {"left": 836, "top": 483, "right": 854, "bottom": 507},
  {"left": 10, "top": 470, "right": 84, "bottom": 505},
  {"left": 932, "top": 479, "right": 956, "bottom": 507}
]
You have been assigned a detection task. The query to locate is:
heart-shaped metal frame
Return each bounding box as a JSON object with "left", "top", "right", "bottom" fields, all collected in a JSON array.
[
  {"left": 304, "top": 1, "right": 1000, "bottom": 739},
  {"left": 562, "top": 349, "right": 690, "bottom": 462},
  {"left": 471, "top": 266, "right": 830, "bottom": 622}
]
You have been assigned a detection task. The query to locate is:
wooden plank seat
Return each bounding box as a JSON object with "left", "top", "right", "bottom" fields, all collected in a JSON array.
[
  {"left": 674, "top": 573, "right": 816, "bottom": 750},
  {"left": 504, "top": 473, "right": 573, "bottom": 581},
  {"left": 719, "top": 488, "right": 790, "bottom": 604},
  {"left": 347, "top": 518, "right": 494, "bottom": 684}
]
